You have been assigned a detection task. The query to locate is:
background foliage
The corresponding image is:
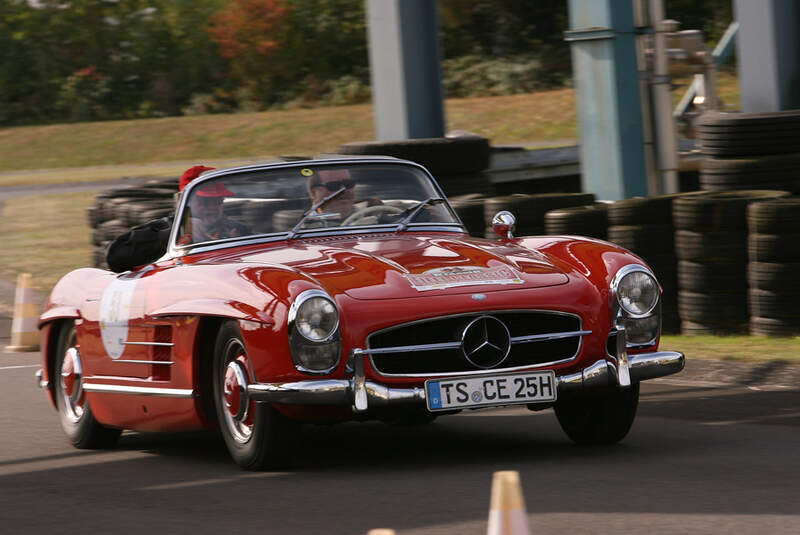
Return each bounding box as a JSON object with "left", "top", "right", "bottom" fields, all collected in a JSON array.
[{"left": 0, "top": 0, "right": 733, "bottom": 126}]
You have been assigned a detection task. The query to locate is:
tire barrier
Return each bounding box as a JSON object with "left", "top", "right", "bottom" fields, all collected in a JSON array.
[
  {"left": 605, "top": 193, "right": 707, "bottom": 334},
  {"left": 746, "top": 198, "right": 800, "bottom": 336},
  {"left": 673, "top": 190, "right": 791, "bottom": 335},
  {"left": 87, "top": 178, "right": 179, "bottom": 269},
  {"left": 338, "top": 133, "right": 491, "bottom": 176},
  {"left": 543, "top": 203, "right": 608, "bottom": 240},
  {"left": 483, "top": 192, "right": 595, "bottom": 238},
  {"left": 697, "top": 110, "right": 800, "bottom": 192}
]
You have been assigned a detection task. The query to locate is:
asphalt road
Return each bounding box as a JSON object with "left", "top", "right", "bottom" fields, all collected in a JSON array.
[{"left": 1, "top": 344, "right": 799, "bottom": 534}]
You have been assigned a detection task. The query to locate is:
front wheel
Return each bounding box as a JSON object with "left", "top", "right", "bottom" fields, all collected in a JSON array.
[
  {"left": 212, "top": 321, "right": 299, "bottom": 470},
  {"left": 554, "top": 383, "right": 640, "bottom": 445},
  {"left": 53, "top": 321, "right": 121, "bottom": 449}
]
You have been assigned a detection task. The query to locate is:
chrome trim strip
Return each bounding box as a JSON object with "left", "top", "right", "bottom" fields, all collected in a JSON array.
[
  {"left": 82, "top": 383, "right": 194, "bottom": 398},
  {"left": 121, "top": 341, "right": 174, "bottom": 347},
  {"left": 615, "top": 311, "right": 631, "bottom": 387},
  {"left": 246, "top": 351, "right": 685, "bottom": 412},
  {"left": 112, "top": 359, "right": 175, "bottom": 366},
  {"left": 510, "top": 329, "right": 592, "bottom": 344}
]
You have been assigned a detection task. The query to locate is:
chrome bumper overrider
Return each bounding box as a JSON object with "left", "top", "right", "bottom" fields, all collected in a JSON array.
[{"left": 247, "top": 350, "right": 685, "bottom": 414}]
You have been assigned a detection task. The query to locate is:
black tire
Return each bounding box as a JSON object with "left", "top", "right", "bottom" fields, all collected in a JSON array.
[
  {"left": 673, "top": 190, "right": 791, "bottom": 232},
  {"left": 436, "top": 172, "right": 492, "bottom": 197},
  {"left": 681, "top": 320, "right": 748, "bottom": 335},
  {"left": 605, "top": 192, "right": 708, "bottom": 226},
  {"left": 674, "top": 229, "right": 746, "bottom": 262},
  {"left": 750, "top": 316, "right": 800, "bottom": 337},
  {"left": 554, "top": 384, "right": 640, "bottom": 445},
  {"left": 677, "top": 260, "right": 746, "bottom": 292},
  {"left": 213, "top": 321, "right": 299, "bottom": 470},
  {"left": 337, "top": 134, "right": 491, "bottom": 176},
  {"left": 449, "top": 195, "right": 485, "bottom": 237},
  {"left": 678, "top": 290, "right": 748, "bottom": 323},
  {"left": 748, "top": 262, "right": 800, "bottom": 291},
  {"left": 607, "top": 224, "right": 674, "bottom": 255},
  {"left": 748, "top": 233, "right": 800, "bottom": 262},
  {"left": 748, "top": 289, "right": 800, "bottom": 319},
  {"left": 747, "top": 197, "right": 800, "bottom": 234},
  {"left": 53, "top": 322, "right": 121, "bottom": 449},
  {"left": 544, "top": 204, "right": 608, "bottom": 239}
]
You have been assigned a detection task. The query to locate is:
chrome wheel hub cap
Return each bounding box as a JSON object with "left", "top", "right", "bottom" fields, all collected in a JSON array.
[
  {"left": 221, "top": 349, "right": 254, "bottom": 444},
  {"left": 60, "top": 346, "right": 85, "bottom": 423}
]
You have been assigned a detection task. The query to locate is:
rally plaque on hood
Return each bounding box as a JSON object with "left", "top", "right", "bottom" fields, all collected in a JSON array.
[{"left": 404, "top": 266, "right": 524, "bottom": 292}]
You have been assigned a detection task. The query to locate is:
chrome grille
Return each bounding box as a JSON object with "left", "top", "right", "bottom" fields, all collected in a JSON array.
[{"left": 367, "top": 310, "right": 587, "bottom": 377}]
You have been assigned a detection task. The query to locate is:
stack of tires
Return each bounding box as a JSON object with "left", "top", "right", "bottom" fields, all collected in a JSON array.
[
  {"left": 543, "top": 204, "right": 608, "bottom": 240},
  {"left": 673, "top": 190, "right": 790, "bottom": 335},
  {"left": 483, "top": 193, "right": 595, "bottom": 238},
  {"left": 337, "top": 132, "right": 493, "bottom": 198},
  {"left": 87, "top": 178, "right": 179, "bottom": 269},
  {"left": 747, "top": 197, "right": 800, "bottom": 336},
  {"left": 605, "top": 194, "right": 695, "bottom": 334},
  {"left": 696, "top": 111, "right": 800, "bottom": 193}
]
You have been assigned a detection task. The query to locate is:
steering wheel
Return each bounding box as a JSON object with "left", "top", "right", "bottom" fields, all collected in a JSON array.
[{"left": 342, "top": 204, "right": 403, "bottom": 226}]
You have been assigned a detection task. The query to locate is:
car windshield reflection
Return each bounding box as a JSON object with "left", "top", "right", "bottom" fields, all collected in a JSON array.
[{"left": 176, "top": 162, "right": 461, "bottom": 247}]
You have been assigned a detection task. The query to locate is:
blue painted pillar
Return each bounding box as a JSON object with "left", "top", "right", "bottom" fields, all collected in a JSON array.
[
  {"left": 565, "top": 0, "right": 648, "bottom": 200},
  {"left": 734, "top": 0, "right": 800, "bottom": 112},
  {"left": 366, "top": 0, "right": 445, "bottom": 140}
]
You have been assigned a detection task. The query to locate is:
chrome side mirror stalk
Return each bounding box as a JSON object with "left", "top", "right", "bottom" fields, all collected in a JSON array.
[{"left": 492, "top": 210, "right": 516, "bottom": 239}]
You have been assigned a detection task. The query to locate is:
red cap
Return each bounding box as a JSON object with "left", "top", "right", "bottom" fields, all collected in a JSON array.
[
  {"left": 179, "top": 165, "right": 216, "bottom": 191},
  {"left": 195, "top": 181, "right": 234, "bottom": 198}
]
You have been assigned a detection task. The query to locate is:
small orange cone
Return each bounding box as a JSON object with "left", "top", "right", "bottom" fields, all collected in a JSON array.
[
  {"left": 5, "top": 273, "right": 40, "bottom": 352},
  {"left": 367, "top": 530, "right": 395, "bottom": 535},
  {"left": 487, "top": 471, "right": 531, "bottom": 535}
]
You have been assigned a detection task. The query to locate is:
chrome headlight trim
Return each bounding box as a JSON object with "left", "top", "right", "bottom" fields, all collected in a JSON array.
[
  {"left": 610, "top": 264, "right": 660, "bottom": 319},
  {"left": 288, "top": 289, "right": 340, "bottom": 343},
  {"left": 288, "top": 289, "right": 341, "bottom": 375}
]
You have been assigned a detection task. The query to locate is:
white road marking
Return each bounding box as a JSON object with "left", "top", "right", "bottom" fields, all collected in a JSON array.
[{"left": 0, "top": 364, "right": 40, "bottom": 370}]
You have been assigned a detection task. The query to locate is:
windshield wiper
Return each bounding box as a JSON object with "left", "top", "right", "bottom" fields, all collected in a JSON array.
[
  {"left": 394, "top": 197, "right": 446, "bottom": 232},
  {"left": 287, "top": 186, "right": 347, "bottom": 240}
]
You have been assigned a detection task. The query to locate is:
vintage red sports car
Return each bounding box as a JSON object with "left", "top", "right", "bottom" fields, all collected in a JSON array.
[{"left": 36, "top": 157, "right": 684, "bottom": 469}]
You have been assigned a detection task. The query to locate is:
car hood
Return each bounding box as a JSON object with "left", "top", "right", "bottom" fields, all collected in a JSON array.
[{"left": 237, "top": 234, "right": 569, "bottom": 300}]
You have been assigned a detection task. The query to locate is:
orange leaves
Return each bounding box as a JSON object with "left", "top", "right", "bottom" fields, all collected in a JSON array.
[{"left": 207, "top": 0, "right": 292, "bottom": 60}]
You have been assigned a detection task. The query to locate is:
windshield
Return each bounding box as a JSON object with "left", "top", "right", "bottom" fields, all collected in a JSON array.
[{"left": 176, "top": 162, "right": 461, "bottom": 247}]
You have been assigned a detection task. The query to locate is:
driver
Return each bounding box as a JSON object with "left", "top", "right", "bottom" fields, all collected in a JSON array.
[
  {"left": 307, "top": 168, "right": 387, "bottom": 225},
  {"left": 307, "top": 168, "right": 358, "bottom": 220}
]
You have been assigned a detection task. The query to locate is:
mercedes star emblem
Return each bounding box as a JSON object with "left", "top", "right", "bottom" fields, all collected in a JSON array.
[{"left": 460, "top": 315, "right": 511, "bottom": 369}]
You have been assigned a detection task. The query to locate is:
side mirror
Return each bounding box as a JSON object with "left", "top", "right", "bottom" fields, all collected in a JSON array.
[{"left": 491, "top": 211, "right": 515, "bottom": 239}]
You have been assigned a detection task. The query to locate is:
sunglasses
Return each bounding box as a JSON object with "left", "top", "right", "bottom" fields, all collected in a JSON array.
[{"left": 315, "top": 179, "right": 355, "bottom": 192}]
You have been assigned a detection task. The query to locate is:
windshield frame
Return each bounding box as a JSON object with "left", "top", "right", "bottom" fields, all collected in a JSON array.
[{"left": 167, "top": 157, "right": 466, "bottom": 257}]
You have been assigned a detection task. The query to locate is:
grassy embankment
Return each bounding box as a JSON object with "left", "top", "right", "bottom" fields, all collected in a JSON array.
[{"left": 6, "top": 71, "right": 793, "bottom": 362}]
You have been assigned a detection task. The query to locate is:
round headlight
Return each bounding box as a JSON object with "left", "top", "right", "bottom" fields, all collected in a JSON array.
[
  {"left": 614, "top": 267, "right": 659, "bottom": 317},
  {"left": 290, "top": 292, "right": 339, "bottom": 342}
]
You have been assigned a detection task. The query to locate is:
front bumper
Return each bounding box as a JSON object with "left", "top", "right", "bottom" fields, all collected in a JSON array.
[{"left": 247, "top": 349, "right": 684, "bottom": 414}]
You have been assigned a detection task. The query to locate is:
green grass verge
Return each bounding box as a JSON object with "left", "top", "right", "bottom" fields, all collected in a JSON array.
[{"left": 660, "top": 335, "right": 800, "bottom": 364}]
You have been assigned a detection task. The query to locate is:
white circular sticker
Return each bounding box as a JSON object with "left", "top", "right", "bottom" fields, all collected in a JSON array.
[{"left": 99, "top": 277, "right": 138, "bottom": 359}]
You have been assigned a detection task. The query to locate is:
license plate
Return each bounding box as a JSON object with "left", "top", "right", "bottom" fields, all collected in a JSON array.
[{"left": 425, "top": 371, "right": 557, "bottom": 411}]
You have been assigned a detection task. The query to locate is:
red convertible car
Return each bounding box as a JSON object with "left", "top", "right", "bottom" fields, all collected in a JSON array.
[{"left": 37, "top": 158, "right": 684, "bottom": 469}]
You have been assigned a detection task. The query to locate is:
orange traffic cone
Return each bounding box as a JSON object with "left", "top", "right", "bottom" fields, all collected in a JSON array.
[
  {"left": 487, "top": 471, "right": 531, "bottom": 535},
  {"left": 5, "top": 273, "right": 40, "bottom": 352}
]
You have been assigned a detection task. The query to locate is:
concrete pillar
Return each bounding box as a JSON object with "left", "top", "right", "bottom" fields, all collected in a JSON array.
[
  {"left": 565, "top": 0, "right": 648, "bottom": 200},
  {"left": 734, "top": 0, "right": 800, "bottom": 112},
  {"left": 366, "top": 0, "right": 445, "bottom": 140}
]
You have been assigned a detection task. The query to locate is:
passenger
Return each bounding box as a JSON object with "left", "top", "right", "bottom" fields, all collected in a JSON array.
[{"left": 179, "top": 165, "right": 251, "bottom": 243}]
